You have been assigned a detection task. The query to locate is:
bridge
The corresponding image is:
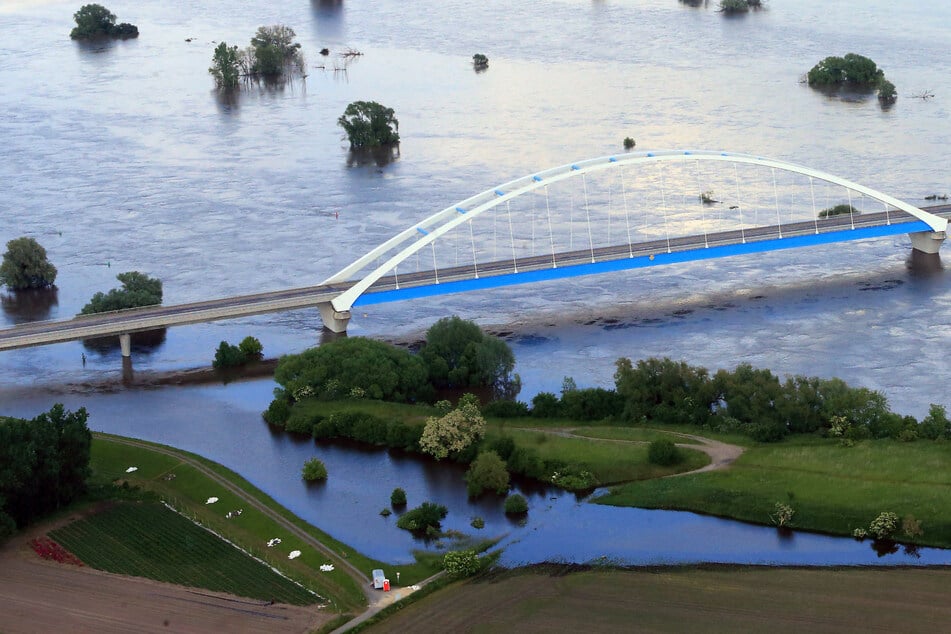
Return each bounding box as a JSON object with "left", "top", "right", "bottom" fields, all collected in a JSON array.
[{"left": 1, "top": 150, "right": 947, "bottom": 354}]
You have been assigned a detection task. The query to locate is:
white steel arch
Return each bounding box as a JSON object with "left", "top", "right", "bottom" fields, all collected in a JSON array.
[{"left": 323, "top": 150, "right": 946, "bottom": 313}]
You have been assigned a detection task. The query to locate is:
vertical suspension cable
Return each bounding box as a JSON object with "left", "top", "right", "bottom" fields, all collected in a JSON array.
[
  {"left": 620, "top": 169, "right": 633, "bottom": 258},
  {"left": 493, "top": 211, "right": 498, "bottom": 260},
  {"left": 582, "top": 173, "right": 595, "bottom": 263},
  {"left": 468, "top": 219, "right": 479, "bottom": 278},
  {"left": 659, "top": 163, "right": 672, "bottom": 254},
  {"left": 695, "top": 159, "right": 709, "bottom": 248},
  {"left": 430, "top": 241, "right": 439, "bottom": 284},
  {"left": 883, "top": 199, "right": 890, "bottom": 226},
  {"left": 507, "top": 200, "right": 518, "bottom": 273},
  {"left": 544, "top": 185, "right": 557, "bottom": 268},
  {"left": 393, "top": 262, "right": 400, "bottom": 289},
  {"left": 847, "top": 188, "right": 855, "bottom": 230},
  {"left": 771, "top": 167, "right": 783, "bottom": 238},
  {"left": 733, "top": 163, "right": 745, "bottom": 244},
  {"left": 809, "top": 177, "right": 819, "bottom": 234}
]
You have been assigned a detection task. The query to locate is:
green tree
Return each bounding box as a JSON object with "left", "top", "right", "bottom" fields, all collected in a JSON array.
[
  {"left": 878, "top": 78, "right": 897, "bottom": 105},
  {"left": 419, "top": 401, "right": 486, "bottom": 460},
  {"left": 504, "top": 493, "right": 528, "bottom": 514},
  {"left": 249, "top": 25, "right": 303, "bottom": 76},
  {"left": 390, "top": 487, "right": 407, "bottom": 507},
  {"left": 70, "top": 3, "right": 115, "bottom": 38},
  {"left": 647, "top": 439, "right": 682, "bottom": 466},
  {"left": 213, "top": 341, "right": 244, "bottom": 369},
  {"left": 0, "top": 237, "right": 57, "bottom": 290},
  {"left": 807, "top": 53, "right": 884, "bottom": 88},
  {"left": 69, "top": 4, "right": 137, "bottom": 40},
  {"left": 80, "top": 271, "right": 162, "bottom": 314},
  {"left": 209, "top": 42, "right": 242, "bottom": 89},
  {"left": 919, "top": 404, "right": 950, "bottom": 440},
  {"left": 238, "top": 336, "right": 263, "bottom": 361},
  {"left": 273, "top": 337, "right": 431, "bottom": 403},
  {"left": 337, "top": 101, "right": 400, "bottom": 149},
  {"left": 614, "top": 357, "right": 713, "bottom": 426},
  {"left": 420, "top": 316, "right": 516, "bottom": 391},
  {"left": 465, "top": 450, "right": 510, "bottom": 497},
  {"left": 472, "top": 54, "right": 488, "bottom": 69}
]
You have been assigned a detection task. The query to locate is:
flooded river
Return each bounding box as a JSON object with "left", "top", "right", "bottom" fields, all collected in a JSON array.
[{"left": 2, "top": 0, "right": 951, "bottom": 563}]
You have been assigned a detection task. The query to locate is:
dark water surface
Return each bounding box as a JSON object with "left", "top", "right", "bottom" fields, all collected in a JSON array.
[{"left": 2, "top": 0, "right": 951, "bottom": 564}]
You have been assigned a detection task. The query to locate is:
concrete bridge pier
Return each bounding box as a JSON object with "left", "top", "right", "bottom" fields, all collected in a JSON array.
[
  {"left": 119, "top": 333, "right": 132, "bottom": 357},
  {"left": 318, "top": 302, "right": 351, "bottom": 334},
  {"left": 910, "top": 230, "right": 946, "bottom": 254}
]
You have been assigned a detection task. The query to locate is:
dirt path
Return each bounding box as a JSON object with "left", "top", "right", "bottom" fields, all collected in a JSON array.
[{"left": 513, "top": 427, "right": 745, "bottom": 477}]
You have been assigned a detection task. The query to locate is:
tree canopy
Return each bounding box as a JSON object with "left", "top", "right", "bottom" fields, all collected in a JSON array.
[
  {"left": 274, "top": 336, "right": 432, "bottom": 403},
  {"left": 80, "top": 271, "right": 163, "bottom": 314},
  {"left": 70, "top": 4, "right": 138, "bottom": 40},
  {"left": 337, "top": 101, "right": 400, "bottom": 149},
  {"left": 209, "top": 42, "right": 242, "bottom": 89},
  {"left": 420, "top": 316, "right": 517, "bottom": 392},
  {"left": 0, "top": 405, "right": 92, "bottom": 540},
  {"left": 0, "top": 237, "right": 57, "bottom": 290},
  {"left": 249, "top": 25, "right": 304, "bottom": 77},
  {"left": 807, "top": 54, "right": 885, "bottom": 88},
  {"left": 419, "top": 399, "right": 486, "bottom": 460}
]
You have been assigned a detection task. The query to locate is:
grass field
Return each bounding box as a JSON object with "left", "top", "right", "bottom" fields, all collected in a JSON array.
[
  {"left": 361, "top": 565, "right": 951, "bottom": 633},
  {"left": 565, "top": 426, "right": 702, "bottom": 444},
  {"left": 597, "top": 436, "right": 951, "bottom": 546},
  {"left": 89, "top": 435, "right": 383, "bottom": 612},
  {"left": 498, "top": 428, "right": 710, "bottom": 484},
  {"left": 50, "top": 502, "right": 319, "bottom": 605}
]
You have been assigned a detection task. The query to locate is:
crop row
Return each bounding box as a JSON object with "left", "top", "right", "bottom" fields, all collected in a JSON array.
[{"left": 50, "top": 502, "right": 317, "bottom": 605}]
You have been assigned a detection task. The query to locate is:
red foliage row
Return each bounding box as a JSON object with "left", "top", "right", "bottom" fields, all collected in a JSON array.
[{"left": 29, "top": 537, "right": 84, "bottom": 566}]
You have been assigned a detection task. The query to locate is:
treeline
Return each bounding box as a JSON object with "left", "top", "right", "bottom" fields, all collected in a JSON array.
[
  {"left": 0, "top": 405, "right": 92, "bottom": 541},
  {"left": 513, "top": 357, "right": 944, "bottom": 443},
  {"left": 268, "top": 316, "right": 517, "bottom": 414}
]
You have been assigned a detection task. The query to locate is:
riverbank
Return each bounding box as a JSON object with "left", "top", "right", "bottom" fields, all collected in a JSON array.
[{"left": 597, "top": 434, "right": 951, "bottom": 548}]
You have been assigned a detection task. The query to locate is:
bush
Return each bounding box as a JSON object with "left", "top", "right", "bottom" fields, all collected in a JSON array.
[
  {"left": 284, "top": 409, "right": 320, "bottom": 435},
  {"left": 420, "top": 402, "right": 486, "bottom": 460},
  {"left": 238, "top": 336, "right": 263, "bottom": 361},
  {"left": 472, "top": 54, "right": 488, "bottom": 69},
  {"left": 213, "top": 341, "right": 244, "bottom": 369},
  {"left": 623, "top": 137, "right": 636, "bottom": 150},
  {"left": 0, "top": 237, "right": 57, "bottom": 290},
  {"left": 338, "top": 101, "right": 400, "bottom": 149},
  {"left": 878, "top": 79, "right": 897, "bottom": 104},
  {"left": 465, "top": 451, "right": 510, "bottom": 497},
  {"left": 301, "top": 458, "right": 328, "bottom": 482},
  {"left": 770, "top": 502, "right": 795, "bottom": 527},
  {"left": 504, "top": 494, "right": 528, "bottom": 515},
  {"left": 396, "top": 502, "right": 447, "bottom": 533},
  {"left": 818, "top": 204, "right": 859, "bottom": 218},
  {"left": 390, "top": 487, "right": 407, "bottom": 507},
  {"left": 262, "top": 399, "right": 291, "bottom": 427},
  {"left": 868, "top": 511, "right": 900, "bottom": 540},
  {"left": 647, "top": 439, "right": 682, "bottom": 466},
  {"left": 470, "top": 516, "right": 485, "bottom": 530},
  {"left": 531, "top": 392, "right": 561, "bottom": 418},
  {"left": 550, "top": 466, "right": 597, "bottom": 491},
  {"left": 249, "top": 25, "right": 303, "bottom": 77},
  {"left": 485, "top": 435, "right": 516, "bottom": 461},
  {"left": 807, "top": 53, "right": 884, "bottom": 88},
  {"left": 482, "top": 400, "right": 530, "bottom": 418},
  {"left": 443, "top": 549, "right": 480, "bottom": 577}
]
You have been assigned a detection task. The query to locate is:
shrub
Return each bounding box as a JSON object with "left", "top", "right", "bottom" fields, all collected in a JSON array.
[
  {"left": 868, "top": 511, "right": 900, "bottom": 540},
  {"left": 647, "top": 439, "right": 682, "bottom": 466},
  {"left": 238, "top": 336, "right": 263, "bottom": 361},
  {"left": 550, "top": 467, "right": 598, "bottom": 491},
  {"left": 807, "top": 53, "right": 884, "bottom": 88},
  {"left": 465, "top": 451, "right": 510, "bottom": 497},
  {"left": 770, "top": 502, "right": 795, "bottom": 527},
  {"left": 531, "top": 392, "right": 561, "bottom": 418},
  {"left": 485, "top": 435, "right": 516, "bottom": 461},
  {"left": 249, "top": 25, "right": 304, "bottom": 77},
  {"left": 262, "top": 399, "right": 291, "bottom": 427},
  {"left": 443, "top": 549, "right": 480, "bottom": 577},
  {"left": 396, "top": 502, "right": 448, "bottom": 533},
  {"left": 379, "top": 508, "right": 391, "bottom": 517},
  {"left": 285, "top": 410, "right": 319, "bottom": 436},
  {"left": 0, "top": 237, "right": 57, "bottom": 290},
  {"left": 818, "top": 204, "right": 859, "bottom": 218},
  {"left": 623, "top": 137, "right": 636, "bottom": 150},
  {"left": 878, "top": 79, "right": 897, "bottom": 104},
  {"left": 504, "top": 494, "right": 528, "bottom": 515},
  {"left": 420, "top": 402, "right": 486, "bottom": 460},
  {"left": 390, "top": 487, "right": 407, "bottom": 507},
  {"left": 482, "top": 399, "right": 530, "bottom": 418},
  {"left": 472, "top": 54, "right": 488, "bottom": 69},
  {"left": 301, "top": 458, "right": 327, "bottom": 482},
  {"left": 213, "top": 341, "right": 244, "bottom": 369},
  {"left": 470, "top": 516, "right": 485, "bottom": 529},
  {"left": 902, "top": 515, "right": 924, "bottom": 539}
]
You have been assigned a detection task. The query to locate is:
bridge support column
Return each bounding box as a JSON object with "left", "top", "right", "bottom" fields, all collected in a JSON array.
[
  {"left": 909, "top": 230, "right": 946, "bottom": 254},
  {"left": 119, "top": 333, "right": 132, "bottom": 357},
  {"left": 317, "top": 302, "right": 351, "bottom": 333}
]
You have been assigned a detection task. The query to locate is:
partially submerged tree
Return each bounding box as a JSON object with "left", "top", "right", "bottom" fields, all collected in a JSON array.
[
  {"left": 249, "top": 25, "right": 304, "bottom": 76},
  {"left": 80, "top": 271, "right": 162, "bottom": 314},
  {"left": 209, "top": 42, "right": 242, "bottom": 89},
  {"left": 0, "top": 237, "right": 57, "bottom": 290},
  {"left": 70, "top": 4, "right": 138, "bottom": 40},
  {"left": 420, "top": 316, "right": 517, "bottom": 392},
  {"left": 337, "top": 101, "right": 400, "bottom": 149},
  {"left": 472, "top": 53, "right": 488, "bottom": 70},
  {"left": 419, "top": 399, "right": 486, "bottom": 460},
  {"left": 808, "top": 53, "right": 884, "bottom": 88}
]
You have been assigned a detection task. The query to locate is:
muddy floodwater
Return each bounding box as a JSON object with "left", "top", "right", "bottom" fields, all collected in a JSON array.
[{"left": 2, "top": 0, "right": 951, "bottom": 564}]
